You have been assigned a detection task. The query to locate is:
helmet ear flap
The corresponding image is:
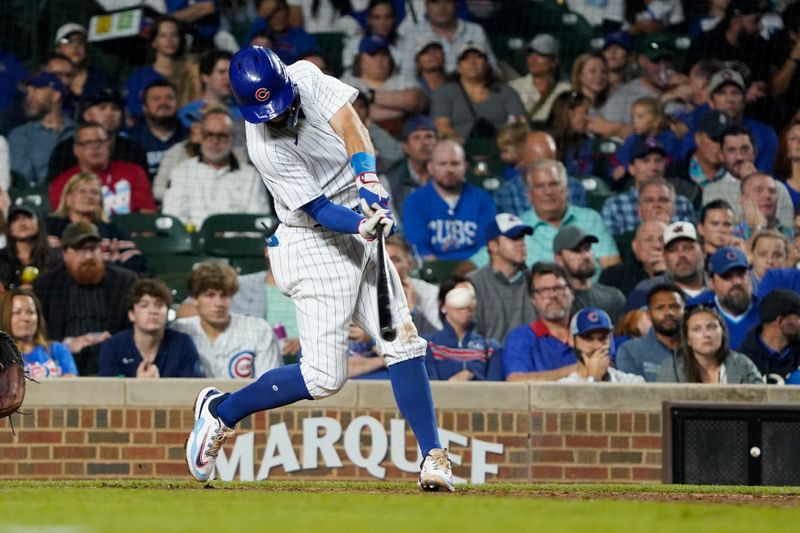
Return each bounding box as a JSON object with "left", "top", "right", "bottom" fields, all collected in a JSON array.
[{"left": 288, "top": 91, "right": 301, "bottom": 127}]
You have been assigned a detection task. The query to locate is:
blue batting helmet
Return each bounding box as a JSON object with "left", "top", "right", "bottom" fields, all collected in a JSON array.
[{"left": 229, "top": 46, "right": 300, "bottom": 125}]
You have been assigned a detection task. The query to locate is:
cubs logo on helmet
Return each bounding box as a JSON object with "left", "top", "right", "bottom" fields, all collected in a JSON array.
[{"left": 229, "top": 46, "right": 300, "bottom": 125}]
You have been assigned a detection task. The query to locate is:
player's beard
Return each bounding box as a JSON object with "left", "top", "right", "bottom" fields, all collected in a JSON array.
[{"left": 66, "top": 257, "right": 106, "bottom": 286}]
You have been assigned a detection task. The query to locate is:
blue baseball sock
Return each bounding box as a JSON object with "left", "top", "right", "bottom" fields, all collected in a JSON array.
[
  {"left": 388, "top": 357, "right": 441, "bottom": 457},
  {"left": 212, "top": 364, "right": 312, "bottom": 428}
]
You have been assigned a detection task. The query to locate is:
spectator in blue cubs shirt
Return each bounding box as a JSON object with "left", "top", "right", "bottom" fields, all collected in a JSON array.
[
  {"left": 402, "top": 139, "right": 496, "bottom": 261},
  {"left": 125, "top": 80, "right": 187, "bottom": 180},
  {"left": 686, "top": 246, "right": 760, "bottom": 350},
  {"left": 503, "top": 262, "right": 578, "bottom": 382},
  {"left": 559, "top": 307, "right": 643, "bottom": 384},
  {"left": 99, "top": 279, "right": 202, "bottom": 378},
  {"left": 425, "top": 276, "right": 503, "bottom": 381}
]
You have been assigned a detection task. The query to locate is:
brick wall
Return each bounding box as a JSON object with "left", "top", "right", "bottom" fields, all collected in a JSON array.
[{"left": 0, "top": 380, "right": 795, "bottom": 482}]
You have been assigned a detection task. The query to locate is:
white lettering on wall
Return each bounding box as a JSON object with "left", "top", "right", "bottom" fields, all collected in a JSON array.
[{"left": 215, "top": 416, "right": 504, "bottom": 485}]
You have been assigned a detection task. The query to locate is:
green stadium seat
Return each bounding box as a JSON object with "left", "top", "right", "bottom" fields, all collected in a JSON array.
[
  {"left": 311, "top": 32, "right": 346, "bottom": 76},
  {"left": 146, "top": 254, "right": 210, "bottom": 277},
  {"left": 113, "top": 213, "right": 194, "bottom": 255},
  {"left": 230, "top": 256, "right": 267, "bottom": 275},
  {"left": 579, "top": 175, "right": 613, "bottom": 212},
  {"left": 8, "top": 185, "right": 51, "bottom": 215},
  {"left": 591, "top": 137, "right": 622, "bottom": 181},
  {"left": 466, "top": 159, "right": 504, "bottom": 192},
  {"left": 488, "top": 34, "right": 527, "bottom": 76},
  {"left": 197, "top": 213, "right": 278, "bottom": 258},
  {"left": 158, "top": 271, "right": 191, "bottom": 303},
  {"left": 418, "top": 260, "right": 462, "bottom": 285},
  {"left": 614, "top": 230, "right": 636, "bottom": 263}
]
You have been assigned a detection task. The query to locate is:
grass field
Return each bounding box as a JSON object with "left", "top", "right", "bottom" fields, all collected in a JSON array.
[{"left": 1, "top": 480, "right": 798, "bottom": 533}]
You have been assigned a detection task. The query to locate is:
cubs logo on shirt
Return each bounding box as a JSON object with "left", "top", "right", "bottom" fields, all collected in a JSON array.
[
  {"left": 228, "top": 351, "right": 256, "bottom": 378},
  {"left": 25, "top": 359, "right": 61, "bottom": 379}
]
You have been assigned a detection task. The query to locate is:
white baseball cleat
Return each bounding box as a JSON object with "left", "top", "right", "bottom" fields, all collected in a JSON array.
[
  {"left": 418, "top": 448, "right": 455, "bottom": 492},
  {"left": 186, "top": 387, "right": 235, "bottom": 482}
]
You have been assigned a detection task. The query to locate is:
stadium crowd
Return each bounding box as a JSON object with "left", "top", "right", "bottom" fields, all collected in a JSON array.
[{"left": 1, "top": 0, "right": 800, "bottom": 386}]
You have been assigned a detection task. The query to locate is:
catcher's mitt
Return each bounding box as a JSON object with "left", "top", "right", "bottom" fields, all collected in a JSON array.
[{"left": 0, "top": 329, "right": 25, "bottom": 420}]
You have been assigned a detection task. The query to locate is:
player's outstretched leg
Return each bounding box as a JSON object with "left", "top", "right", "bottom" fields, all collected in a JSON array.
[
  {"left": 185, "top": 364, "right": 312, "bottom": 481},
  {"left": 186, "top": 387, "right": 235, "bottom": 482},
  {"left": 388, "top": 357, "right": 454, "bottom": 492}
]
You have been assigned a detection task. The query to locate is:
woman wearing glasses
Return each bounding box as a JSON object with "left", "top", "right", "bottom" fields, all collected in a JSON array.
[
  {"left": 46, "top": 172, "right": 147, "bottom": 275},
  {"left": 656, "top": 305, "right": 762, "bottom": 383}
]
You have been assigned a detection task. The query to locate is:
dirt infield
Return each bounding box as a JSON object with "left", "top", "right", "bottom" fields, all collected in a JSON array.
[
  {"left": 2, "top": 479, "right": 798, "bottom": 507},
  {"left": 42, "top": 479, "right": 795, "bottom": 507}
]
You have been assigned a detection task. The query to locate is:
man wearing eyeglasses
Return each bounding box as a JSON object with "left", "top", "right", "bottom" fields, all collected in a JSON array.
[
  {"left": 162, "top": 107, "right": 271, "bottom": 227},
  {"left": 502, "top": 262, "right": 578, "bottom": 382},
  {"left": 48, "top": 122, "right": 156, "bottom": 216}
]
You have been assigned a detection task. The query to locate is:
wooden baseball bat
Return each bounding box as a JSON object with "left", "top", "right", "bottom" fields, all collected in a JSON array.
[{"left": 376, "top": 231, "right": 397, "bottom": 342}]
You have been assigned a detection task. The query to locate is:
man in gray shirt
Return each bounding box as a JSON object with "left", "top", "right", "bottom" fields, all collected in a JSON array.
[
  {"left": 468, "top": 213, "right": 536, "bottom": 342},
  {"left": 553, "top": 225, "right": 625, "bottom": 323},
  {"left": 616, "top": 283, "right": 685, "bottom": 382}
]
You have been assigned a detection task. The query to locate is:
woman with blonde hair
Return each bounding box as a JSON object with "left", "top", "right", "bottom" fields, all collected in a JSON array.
[
  {"left": 656, "top": 306, "right": 761, "bottom": 384},
  {"left": 0, "top": 288, "right": 78, "bottom": 378},
  {"left": 571, "top": 52, "right": 631, "bottom": 139},
  {"left": 45, "top": 172, "right": 147, "bottom": 274}
]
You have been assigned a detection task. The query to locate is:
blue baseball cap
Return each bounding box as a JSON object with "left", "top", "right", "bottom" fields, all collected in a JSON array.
[
  {"left": 402, "top": 114, "right": 436, "bottom": 140},
  {"left": 570, "top": 307, "right": 613, "bottom": 336},
  {"left": 631, "top": 136, "right": 667, "bottom": 161},
  {"left": 27, "top": 72, "right": 66, "bottom": 96},
  {"left": 603, "top": 31, "right": 633, "bottom": 51},
  {"left": 485, "top": 213, "right": 533, "bottom": 243},
  {"left": 359, "top": 35, "right": 390, "bottom": 55},
  {"left": 709, "top": 246, "right": 749, "bottom": 276}
]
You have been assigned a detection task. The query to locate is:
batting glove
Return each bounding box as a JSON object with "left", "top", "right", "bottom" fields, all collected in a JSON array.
[
  {"left": 358, "top": 208, "right": 396, "bottom": 241},
  {"left": 356, "top": 172, "right": 390, "bottom": 217}
]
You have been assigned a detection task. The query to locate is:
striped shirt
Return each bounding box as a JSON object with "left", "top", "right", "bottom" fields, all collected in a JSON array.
[{"left": 245, "top": 61, "right": 360, "bottom": 228}]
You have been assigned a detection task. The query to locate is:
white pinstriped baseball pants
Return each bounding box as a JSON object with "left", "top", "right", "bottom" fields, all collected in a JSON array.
[{"left": 268, "top": 224, "right": 427, "bottom": 398}]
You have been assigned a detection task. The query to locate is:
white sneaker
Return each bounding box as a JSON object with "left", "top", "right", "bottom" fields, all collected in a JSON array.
[
  {"left": 418, "top": 448, "right": 455, "bottom": 492},
  {"left": 186, "top": 387, "right": 235, "bottom": 482}
]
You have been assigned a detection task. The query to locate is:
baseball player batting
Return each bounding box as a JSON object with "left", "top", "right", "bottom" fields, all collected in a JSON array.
[{"left": 185, "top": 46, "right": 453, "bottom": 491}]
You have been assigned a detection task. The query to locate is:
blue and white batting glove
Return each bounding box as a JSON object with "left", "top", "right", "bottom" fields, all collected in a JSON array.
[
  {"left": 351, "top": 152, "right": 390, "bottom": 217},
  {"left": 358, "top": 208, "right": 396, "bottom": 241},
  {"left": 356, "top": 172, "right": 390, "bottom": 217}
]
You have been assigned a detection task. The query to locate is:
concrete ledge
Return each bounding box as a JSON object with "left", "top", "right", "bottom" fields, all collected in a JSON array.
[
  {"left": 528, "top": 383, "right": 775, "bottom": 411},
  {"left": 24, "top": 378, "right": 127, "bottom": 406},
  {"left": 20, "top": 379, "right": 800, "bottom": 411}
]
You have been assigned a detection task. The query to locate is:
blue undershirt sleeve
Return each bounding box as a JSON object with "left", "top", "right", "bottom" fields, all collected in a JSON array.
[{"left": 301, "top": 195, "right": 363, "bottom": 234}]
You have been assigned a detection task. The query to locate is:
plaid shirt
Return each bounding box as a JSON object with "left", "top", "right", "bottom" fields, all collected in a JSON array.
[
  {"left": 600, "top": 188, "right": 696, "bottom": 237},
  {"left": 494, "top": 170, "right": 587, "bottom": 215}
]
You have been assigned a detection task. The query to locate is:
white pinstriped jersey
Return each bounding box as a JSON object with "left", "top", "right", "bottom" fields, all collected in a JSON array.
[
  {"left": 245, "top": 61, "right": 360, "bottom": 227},
  {"left": 170, "top": 314, "right": 283, "bottom": 379}
]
